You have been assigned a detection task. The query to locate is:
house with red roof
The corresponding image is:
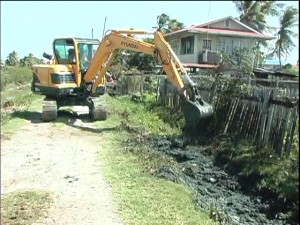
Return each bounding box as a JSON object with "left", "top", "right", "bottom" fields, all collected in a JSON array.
[{"left": 164, "top": 16, "right": 276, "bottom": 73}]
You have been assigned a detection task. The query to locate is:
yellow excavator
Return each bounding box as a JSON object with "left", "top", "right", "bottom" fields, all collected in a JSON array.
[{"left": 31, "top": 29, "right": 213, "bottom": 128}]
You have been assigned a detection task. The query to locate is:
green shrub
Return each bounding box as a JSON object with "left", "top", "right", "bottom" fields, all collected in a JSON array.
[{"left": 1, "top": 66, "right": 32, "bottom": 91}]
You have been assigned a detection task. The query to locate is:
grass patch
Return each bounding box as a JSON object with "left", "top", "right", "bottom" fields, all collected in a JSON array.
[
  {"left": 1, "top": 65, "right": 41, "bottom": 135},
  {"left": 96, "top": 95, "right": 216, "bottom": 225},
  {"left": 108, "top": 95, "right": 181, "bottom": 136},
  {"left": 1, "top": 85, "right": 43, "bottom": 139},
  {"left": 100, "top": 133, "right": 215, "bottom": 225},
  {"left": 1, "top": 189, "right": 52, "bottom": 225}
]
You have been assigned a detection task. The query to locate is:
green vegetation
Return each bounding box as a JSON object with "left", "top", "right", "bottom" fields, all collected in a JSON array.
[
  {"left": 97, "top": 95, "right": 216, "bottom": 225},
  {"left": 1, "top": 66, "right": 42, "bottom": 138},
  {"left": 282, "top": 65, "right": 299, "bottom": 76},
  {"left": 4, "top": 51, "right": 43, "bottom": 67},
  {"left": 1, "top": 189, "right": 52, "bottom": 225},
  {"left": 1, "top": 66, "right": 32, "bottom": 91},
  {"left": 156, "top": 13, "right": 184, "bottom": 34},
  {"left": 1, "top": 66, "right": 216, "bottom": 224},
  {"left": 213, "top": 137, "right": 299, "bottom": 220},
  {"left": 273, "top": 6, "right": 298, "bottom": 68},
  {"left": 233, "top": 1, "right": 298, "bottom": 71},
  {"left": 2, "top": 65, "right": 298, "bottom": 223}
]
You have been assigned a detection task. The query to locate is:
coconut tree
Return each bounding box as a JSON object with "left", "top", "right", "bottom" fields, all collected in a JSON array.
[
  {"left": 273, "top": 6, "right": 298, "bottom": 69},
  {"left": 167, "top": 19, "right": 184, "bottom": 32},
  {"left": 157, "top": 13, "right": 170, "bottom": 33},
  {"left": 156, "top": 13, "right": 184, "bottom": 34},
  {"left": 233, "top": 1, "right": 283, "bottom": 33},
  {"left": 233, "top": 1, "right": 285, "bottom": 69}
]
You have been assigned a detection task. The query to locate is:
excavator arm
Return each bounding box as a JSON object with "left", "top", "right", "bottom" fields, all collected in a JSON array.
[{"left": 83, "top": 29, "right": 214, "bottom": 128}]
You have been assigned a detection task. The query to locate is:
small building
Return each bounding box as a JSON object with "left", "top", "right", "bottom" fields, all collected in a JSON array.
[
  {"left": 164, "top": 16, "right": 275, "bottom": 74},
  {"left": 262, "top": 58, "right": 289, "bottom": 71}
]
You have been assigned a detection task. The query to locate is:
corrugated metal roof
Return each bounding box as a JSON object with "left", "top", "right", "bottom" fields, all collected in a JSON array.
[
  {"left": 165, "top": 27, "right": 273, "bottom": 39},
  {"left": 187, "top": 27, "right": 273, "bottom": 39},
  {"left": 165, "top": 16, "right": 275, "bottom": 40}
]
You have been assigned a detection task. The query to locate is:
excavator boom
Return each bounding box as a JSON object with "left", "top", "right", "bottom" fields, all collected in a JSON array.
[{"left": 83, "top": 29, "right": 214, "bottom": 128}]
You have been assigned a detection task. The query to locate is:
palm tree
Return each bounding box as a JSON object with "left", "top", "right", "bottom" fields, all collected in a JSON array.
[
  {"left": 167, "top": 19, "right": 184, "bottom": 32},
  {"left": 233, "top": 1, "right": 285, "bottom": 69},
  {"left": 273, "top": 6, "right": 298, "bottom": 69},
  {"left": 156, "top": 13, "right": 184, "bottom": 34},
  {"left": 157, "top": 13, "right": 170, "bottom": 33},
  {"left": 233, "top": 1, "right": 283, "bottom": 33}
]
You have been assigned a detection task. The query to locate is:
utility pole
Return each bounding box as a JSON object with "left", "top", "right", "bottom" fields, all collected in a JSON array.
[
  {"left": 91, "top": 28, "right": 93, "bottom": 39},
  {"left": 102, "top": 16, "right": 107, "bottom": 38}
]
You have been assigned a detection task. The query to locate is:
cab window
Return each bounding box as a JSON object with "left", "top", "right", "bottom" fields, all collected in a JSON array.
[
  {"left": 54, "top": 39, "right": 75, "bottom": 64},
  {"left": 78, "top": 43, "right": 98, "bottom": 69}
]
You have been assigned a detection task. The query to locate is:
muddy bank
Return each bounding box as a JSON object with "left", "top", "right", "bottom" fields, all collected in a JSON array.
[{"left": 145, "top": 136, "right": 298, "bottom": 225}]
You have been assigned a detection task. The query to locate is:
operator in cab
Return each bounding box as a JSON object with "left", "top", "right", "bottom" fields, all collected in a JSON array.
[
  {"left": 79, "top": 44, "right": 90, "bottom": 69},
  {"left": 68, "top": 48, "right": 76, "bottom": 64}
]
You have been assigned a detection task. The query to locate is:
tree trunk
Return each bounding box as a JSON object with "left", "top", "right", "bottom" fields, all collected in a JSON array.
[{"left": 278, "top": 46, "right": 282, "bottom": 70}]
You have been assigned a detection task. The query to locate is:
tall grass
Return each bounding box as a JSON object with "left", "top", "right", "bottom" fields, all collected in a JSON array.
[
  {"left": 1, "top": 65, "right": 41, "bottom": 127},
  {"left": 1, "top": 66, "right": 32, "bottom": 91}
]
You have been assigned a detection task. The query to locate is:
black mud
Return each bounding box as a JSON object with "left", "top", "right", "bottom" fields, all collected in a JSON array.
[{"left": 145, "top": 136, "right": 298, "bottom": 225}]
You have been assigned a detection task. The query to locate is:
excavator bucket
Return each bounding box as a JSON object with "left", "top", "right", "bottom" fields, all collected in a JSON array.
[{"left": 181, "top": 99, "right": 214, "bottom": 129}]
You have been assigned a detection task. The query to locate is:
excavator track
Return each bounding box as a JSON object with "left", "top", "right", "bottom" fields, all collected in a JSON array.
[
  {"left": 89, "top": 98, "right": 107, "bottom": 121},
  {"left": 42, "top": 98, "right": 57, "bottom": 122}
]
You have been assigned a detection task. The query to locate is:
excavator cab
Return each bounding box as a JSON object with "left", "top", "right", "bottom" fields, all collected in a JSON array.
[
  {"left": 32, "top": 37, "right": 108, "bottom": 122},
  {"left": 53, "top": 38, "right": 100, "bottom": 82}
]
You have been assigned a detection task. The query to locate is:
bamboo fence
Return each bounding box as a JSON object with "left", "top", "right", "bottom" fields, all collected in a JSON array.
[{"left": 117, "top": 74, "right": 299, "bottom": 156}]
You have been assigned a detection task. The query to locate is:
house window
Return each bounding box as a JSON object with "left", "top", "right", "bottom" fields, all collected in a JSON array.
[
  {"left": 217, "top": 38, "right": 233, "bottom": 54},
  {"left": 180, "top": 36, "right": 194, "bottom": 55},
  {"left": 241, "top": 40, "right": 250, "bottom": 52},
  {"left": 224, "top": 20, "right": 230, "bottom": 28},
  {"left": 232, "top": 39, "right": 241, "bottom": 51},
  {"left": 203, "top": 39, "right": 211, "bottom": 50}
]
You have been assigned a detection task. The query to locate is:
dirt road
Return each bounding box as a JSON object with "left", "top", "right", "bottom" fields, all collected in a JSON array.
[{"left": 1, "top": 110, "right": 124, "bottom": 225}]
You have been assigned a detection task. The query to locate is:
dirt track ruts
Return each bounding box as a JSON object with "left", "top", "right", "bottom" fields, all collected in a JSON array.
[{"left": 1, "top": 115, "right": 124, "bottom": 225}]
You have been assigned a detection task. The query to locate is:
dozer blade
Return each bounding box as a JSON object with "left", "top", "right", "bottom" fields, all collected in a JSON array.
[{"left": 181, "top": 99, "right": 214, "bottom": 129}]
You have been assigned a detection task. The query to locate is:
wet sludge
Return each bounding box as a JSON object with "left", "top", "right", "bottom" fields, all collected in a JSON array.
[{"left": 147, "top": 136, "right": 297, "bottom": 225}]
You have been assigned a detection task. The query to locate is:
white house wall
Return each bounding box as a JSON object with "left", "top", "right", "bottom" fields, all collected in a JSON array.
[{"left": 167, "top": 33, "right": 257, "bottom": 64}]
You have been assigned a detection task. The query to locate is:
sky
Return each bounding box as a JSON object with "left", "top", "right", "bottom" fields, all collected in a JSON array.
[{"left": 1, "top": 1, "right": 299, "bottom": 64}]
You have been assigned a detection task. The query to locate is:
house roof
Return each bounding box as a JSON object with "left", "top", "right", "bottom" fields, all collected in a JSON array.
[
  {"left": 165, "top": 16, "right": 275, "bottom": 40},
  {"left": 263, "top": 58, "right": 289, "bottom": 65}
]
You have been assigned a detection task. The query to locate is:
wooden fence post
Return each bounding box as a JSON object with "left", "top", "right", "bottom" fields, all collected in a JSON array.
[{"left": 256, "top": 88, "right": 272, "bottom": 150}]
